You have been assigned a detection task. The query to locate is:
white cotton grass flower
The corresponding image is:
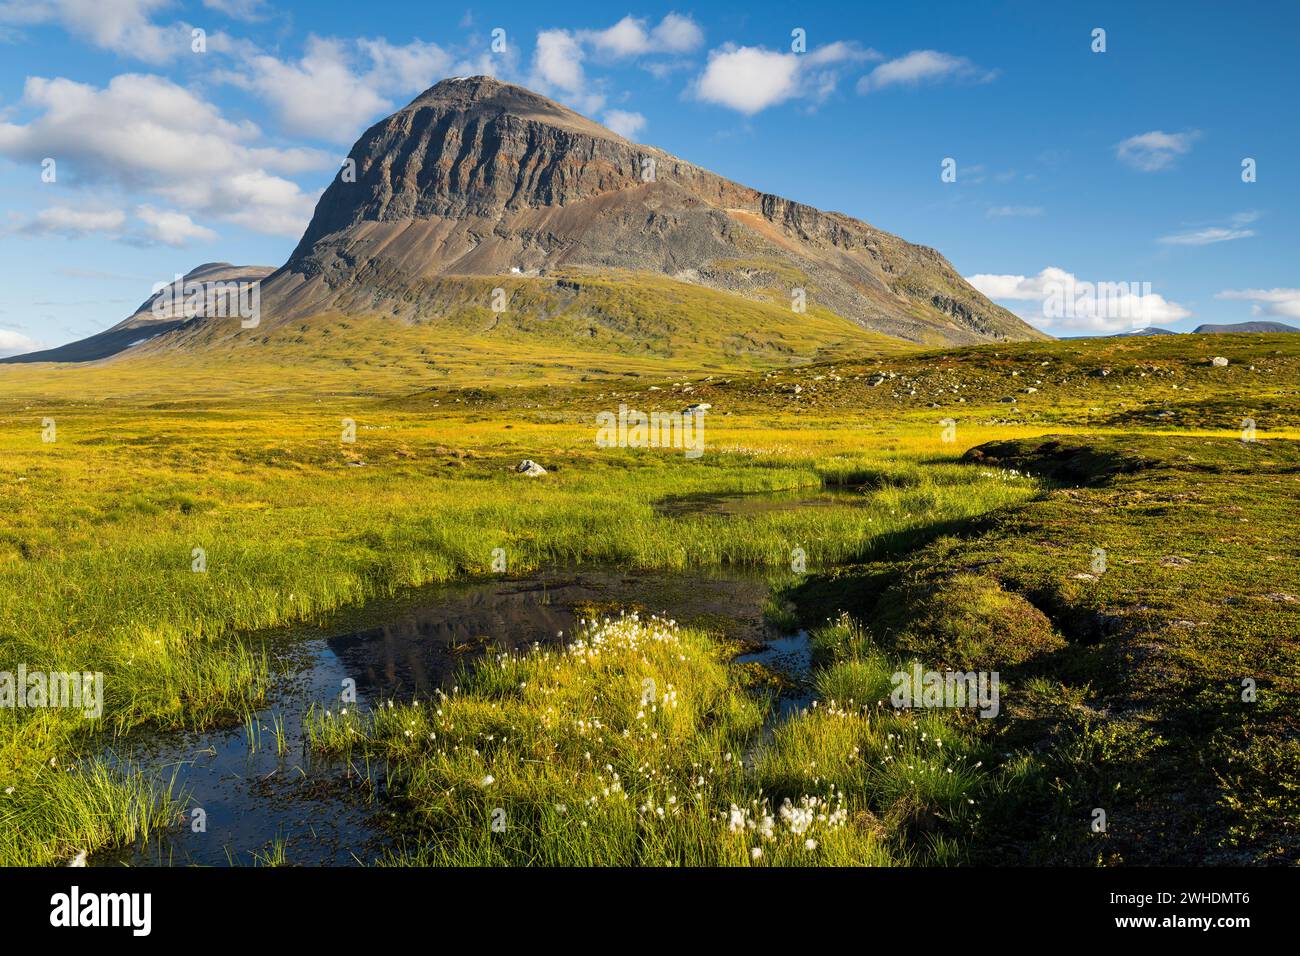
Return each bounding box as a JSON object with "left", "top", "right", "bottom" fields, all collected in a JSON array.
[
  {"left": 480, "top": 775, "right": 495, "bottom": 787},
  {"left": 750, "top": 847, "right": 762, "bottom": 860}
]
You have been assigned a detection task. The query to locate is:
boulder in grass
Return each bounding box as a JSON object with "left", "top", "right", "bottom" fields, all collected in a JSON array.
[
  {"left": 1262, "top": 592, "right": 1298, "bottom": 604},
  {"left": 516, "top": 459, "right": 547, "bottom": 477},
  {"left": 1211, "top": 356, "right": 1229, "bottom": 367}
]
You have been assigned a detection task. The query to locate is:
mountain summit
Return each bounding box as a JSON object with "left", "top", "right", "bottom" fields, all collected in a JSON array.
[{"left": 264, "top": 76, "right": 1043, "bottom": 345}]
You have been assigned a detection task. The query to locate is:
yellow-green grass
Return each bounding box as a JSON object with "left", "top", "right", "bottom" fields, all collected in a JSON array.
[
  {"left": 306, "top": 612, "right": 991, "bottom": 866},
  {"left": 791, "top": 435, "right": 1300, "bottom": 864},
  {"left": 0, "top": 393, "right": 1040, "bottom": 863},
  {"left": 0, "top": 271, "right": 918, "bottom": 401},
  {"left": 0, "top": 408, "right": 1039, "bottom": 729},
  {"left": 0, "top": 743, "right": 185, "bottom": 867},
  {"left": 0, "top": 330, "right": 1296, "bottom": 864}
]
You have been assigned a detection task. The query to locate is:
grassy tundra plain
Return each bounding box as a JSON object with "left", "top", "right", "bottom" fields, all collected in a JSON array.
[{"left": 0, "top": 330, "right": 1296, "bottom": 866}]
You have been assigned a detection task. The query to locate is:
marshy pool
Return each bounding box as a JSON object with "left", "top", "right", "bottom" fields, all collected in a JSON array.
[
  {"left": 652, "top": 484, "right": 868, "bottom": 519},
  {"left": 95, "top": 568, "right": 812, "bottom": 866}
]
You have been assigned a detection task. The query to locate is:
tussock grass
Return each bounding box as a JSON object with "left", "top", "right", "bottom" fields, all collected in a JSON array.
[
  {"left": 814, "top": 434, "right": 1300, "bottom": 863},
  {"left": 308, "top": 614, "right": 894, "bottom": 865},
  {"left": 308, "top": 612, "right": 1006, "bottom": 865},
  {"left": 0, "top": 751, "right": 182, "bottom": 867}
]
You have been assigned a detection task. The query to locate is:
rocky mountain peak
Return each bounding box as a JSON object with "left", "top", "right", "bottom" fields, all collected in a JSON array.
[
  {"left": 269, "top": 76, "right": 1046, "bottom": 345},
  {"left": 404, "top": 76, "right": 623, "bottom": 140}
]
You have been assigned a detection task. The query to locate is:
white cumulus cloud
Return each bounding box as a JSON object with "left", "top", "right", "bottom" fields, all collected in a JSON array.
[
  {"left": 1215, "top": 288, "right": 1300, "bottom": 320},
  {"left": 0, "top": 328, "right": 43, "bottom": 358},
  {"left": 582, "top": 14, "right": 703, "bottom": 58},
  {"left": 0, "top": 0, "right": 225, "bottom": 63},
  {"left": 857, "top": 50, "right": 996, "bottom": 93},
  {"left": 225, "top": 38, "right": 395, "bottom": 142},
  {"left": 135, "top": 204, "right": 217, "bottom": 246},
  {"left": 696, "top": 46, "right": 800, "bottom": 113},
  {"left": 968, "top": 266, "right": 1192, "bottom": 333},
  {"left": 602, "top": 109, "right": 646, "bottom": 140},
  {"left": 0, "top": 73, "right": 329, "bottom": 237},
  {"left": 1116, "top": 130, "right": 1199, "bottom": 172},
  {"left": 217, "top": 36, "right": 468, "bottom": 145},
  {"left": 694, "top": 42, "right": 872, "bottom": 114},
  {"left": 17, "top": 205, "right": 127, "bottom": 238},
  {"left": 648, "top": 13, "right": 704, "bottom": 53},
  {"left": 528, "top": 16, "right": 706, "bottom": 125},
  {"left": 533, "top": 28, "right": 586, "bottom": 93}
]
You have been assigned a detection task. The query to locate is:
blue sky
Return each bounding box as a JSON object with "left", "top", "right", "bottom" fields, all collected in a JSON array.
[{"left": 1, "top": 0, "right": 1296, "bottom": 355}]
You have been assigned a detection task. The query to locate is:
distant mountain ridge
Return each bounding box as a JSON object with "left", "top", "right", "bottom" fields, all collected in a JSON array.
[
  {"left": 1109, "top": 327, "right": 1177, "bottom": 337},
  {"left": 2, "top": 263, "right": 274, "bottom": 364},
  {"left": 1064, "top": 322, "right": 1300, "bottom": 341},
  {"left": 1193, "top": 321, "right": 1298, "bottom": 334}
]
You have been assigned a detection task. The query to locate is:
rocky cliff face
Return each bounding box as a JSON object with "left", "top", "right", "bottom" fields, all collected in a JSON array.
[{"left": 267, "top": 76, "right": 1045, "bottom": 345}]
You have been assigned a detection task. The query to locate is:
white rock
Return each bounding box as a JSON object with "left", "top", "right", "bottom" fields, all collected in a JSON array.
[
  {"left": 516, "top": 460, "right": 547, "bottom": 477},
  {"left": 1211, "top": 356, "right": 1229, "bottom": 367}
]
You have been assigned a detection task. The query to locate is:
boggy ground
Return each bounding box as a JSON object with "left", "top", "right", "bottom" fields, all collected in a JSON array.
[
  {"left": 794, "top": 434, "right": 1299, "bottom": 864},
  {"left": 0, "top": 332, "right": 1295, "bottom": 865}
]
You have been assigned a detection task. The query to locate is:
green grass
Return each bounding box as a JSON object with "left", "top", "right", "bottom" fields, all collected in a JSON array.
[
  {"left": 0, "top": 271, "right": 916, "bottom": 401},
  {"left": 0, "top": 752, "right": 183, "bottom": 867},
  {"left": 307, "top": 612, "right": 994, "bottom": 865},
  {"left": 0, "top": 396, "right": 1035, "bottom": 864},
  {"left": 790, "top": 434, "right": 1300, "bottom": 863},
  {"left": 0, "top": 331, "right": 1295, "bottom": 865}
]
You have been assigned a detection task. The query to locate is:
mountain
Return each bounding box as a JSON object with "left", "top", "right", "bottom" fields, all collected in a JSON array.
[
  {"left": 1109, "top": 327, "right": 1176, "bottom": 337},
  {"left": 1, "top": 263, "right": 273, "bottom": 364},
  {"left": 1193, "top": 321, "right": 1298, "bottom": 334},
  {"left": 257, "top": 76, "right": 1043, "bottom": 346},
  {"left": 6, "top": 76, "right": 1045, "bottom": 368}
]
